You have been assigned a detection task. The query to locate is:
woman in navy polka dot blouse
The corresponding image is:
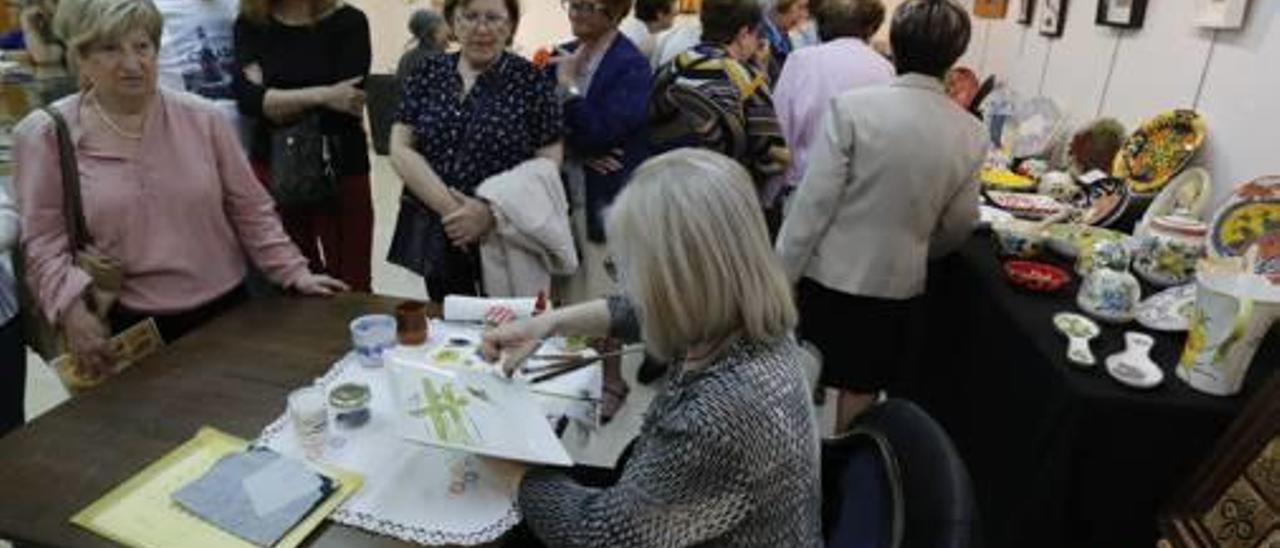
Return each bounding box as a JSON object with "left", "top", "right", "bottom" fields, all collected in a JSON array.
[{"left": 388, "top": 0, "right": 564, "bottom": 300}]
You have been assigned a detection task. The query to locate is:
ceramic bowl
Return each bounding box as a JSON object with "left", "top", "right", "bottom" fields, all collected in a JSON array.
[
  {"left": 1044, "top": 223, "right": 1126, "bottom": 259},
  {"left": 992, "top": 219, "right": 1046, "bottom": 258},
  {"left": 1113, "top": 109, "right": 1207, "bottom": 198},
  {"left": 1004, "top": 261, "right": 1072, "bottom": 293},
  {"left": 1071, "top": 177, "right": 1131, "bottom": 227}
]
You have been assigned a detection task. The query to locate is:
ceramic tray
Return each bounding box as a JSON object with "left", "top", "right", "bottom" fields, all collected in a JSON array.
[
  {"left": 986, "top": 190, "right": 1070, "bottom": 220},
  {"left": 980, "top": 168, "right": 1038, "bottom": 191},
  {"left": 1004, "top": 261, "right": 1071, "bottom": 293},
  {"left": 1207, "top": 176, "right": 1280, "bottom": 278},
  {"left": 1135, "top": 283, "right": 1196, "bottom": 332},
  {"left": 1113, "top": 109, "right": 1207, "bottom": 198},
  {"left": 1044, "top": 223, "right": 1127, "bottom": 259}
]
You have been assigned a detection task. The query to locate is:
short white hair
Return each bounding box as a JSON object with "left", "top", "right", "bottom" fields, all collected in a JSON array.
[{"left": 607, "top": 149, "right": 797, "bottom": 360}]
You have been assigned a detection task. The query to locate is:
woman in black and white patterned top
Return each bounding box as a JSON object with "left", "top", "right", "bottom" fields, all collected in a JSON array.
[{"left": 483, "top": 148, "right": 822, "bottom": 548}]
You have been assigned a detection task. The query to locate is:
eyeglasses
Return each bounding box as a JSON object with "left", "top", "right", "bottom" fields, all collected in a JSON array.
[
  {"left": 561, "top": 0, "right": 609, "bottom": 15},
  {"left": 455, "top": 10, "right": 509, "bottom": 29}
]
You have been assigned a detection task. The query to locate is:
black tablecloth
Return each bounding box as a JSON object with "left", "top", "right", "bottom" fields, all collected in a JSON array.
[{"left": 908, "top": 234, "right": 1279, "bottom": 548}]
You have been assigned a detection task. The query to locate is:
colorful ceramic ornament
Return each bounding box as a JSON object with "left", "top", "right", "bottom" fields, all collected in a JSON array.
[
  {"left": 1113, "top": 110, "right": 1207, "bottom": 198},
  {"left": 1044, "top": 223, "right": 1126, "bottom": 259},
  {"left": 1071, "top": 177, "right": 1130, "bottom": 227},
  {"left": 980, "top": 168, "right": 1038, "bottom": 191},
  {"left": 1053, "top": 312, "right": 1100, "bottom": 367},
  {"left": 1105, "top": 332, "right": 1165, "bottom": 389},
  {"left": 1068, "top": 118, "right": 1126, "bottom": 175},
  {"left": 987, "top": 190, "right": 1070, "bottom": 220},
  {"left": 992, "top": 219, "right": 1046, "bottom": 258}
]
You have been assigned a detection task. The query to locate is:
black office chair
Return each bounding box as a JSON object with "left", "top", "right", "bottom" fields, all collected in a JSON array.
[{"left": 822, "top": 398, "right": 981, "bottom": 548}]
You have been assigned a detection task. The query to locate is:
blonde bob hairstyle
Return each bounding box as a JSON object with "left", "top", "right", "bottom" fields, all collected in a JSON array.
[
  {"left": 606, "top": 149, "right": 798, "bottom": 361},
  {"left": 53, "top": 0, "right": 162, "bottom": 68}
]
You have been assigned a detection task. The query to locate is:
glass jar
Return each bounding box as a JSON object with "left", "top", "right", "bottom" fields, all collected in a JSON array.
[{"left": 329, "top": 382, "right": 372, "bottom": 429}]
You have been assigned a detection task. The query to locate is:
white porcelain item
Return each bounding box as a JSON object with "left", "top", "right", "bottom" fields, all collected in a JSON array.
[
  {"left": 1134, "top": 167, "right": 1212, "bottom": 239},
  {"left": 1177, "top": 269, "right": 1280, "bottom": 396},
  {"left": 1053, "top": 312, "right": 1100, "bottom": 367},
  {"left": 1105, "top": 332, "right": 1165, "bottom": 389},
  {"left": 1135, "top": 284, "right": 1197, "bottom": 332},
  {"left": 350, "top": 314, "right": 398, "bottom": 367},
  {"left": 1077, "top": 268, "right": 1142, "bottom": 324},
  {"left": 1133, "top": 215, "right": 1209, "bottom": 288}
]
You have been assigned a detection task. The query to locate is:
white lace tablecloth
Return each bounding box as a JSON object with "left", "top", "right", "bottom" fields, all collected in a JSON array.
[{"left": 256, "top": 322, "right": 602, "bottom": 546}]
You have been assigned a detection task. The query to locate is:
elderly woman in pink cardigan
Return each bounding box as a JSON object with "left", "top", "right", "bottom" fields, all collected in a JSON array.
[{"left": 13, "top": 0, "right": 345, "bottom": 379}]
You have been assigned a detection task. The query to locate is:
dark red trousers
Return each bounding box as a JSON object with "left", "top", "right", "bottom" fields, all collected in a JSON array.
[{"left": 251, "top": 163, "right": 373, "bottom": 292}]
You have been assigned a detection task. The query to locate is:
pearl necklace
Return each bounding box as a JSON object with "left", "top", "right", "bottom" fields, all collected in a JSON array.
[{"left": 89, "top": 94, "right": 144, "bottom": 140}]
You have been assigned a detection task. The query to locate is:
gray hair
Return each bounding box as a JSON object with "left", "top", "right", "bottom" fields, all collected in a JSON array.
[
  {"left": 606, "top": 149, "right": 797, "bottom": 360},
  {"left": 53, "top": 0, "right": 163, "bottom": 73}
]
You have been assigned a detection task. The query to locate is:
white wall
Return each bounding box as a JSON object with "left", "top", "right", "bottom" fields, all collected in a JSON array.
[{"left": 959, "top": 0, "right": 1280, "bottom": 207}]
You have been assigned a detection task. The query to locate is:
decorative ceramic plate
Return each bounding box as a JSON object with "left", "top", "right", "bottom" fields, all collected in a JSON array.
[
  {"left": 1044, "top": 223, "right": 1127, "bottom": 259},
  {"left": 1208, "top": 176, "right": 1280, "bottom": 277},
  {"left": 986, "top": 190, "right": 1070, "bottom": 220},
  {"left": 1113, "top": 110, "right": 1207, "bottom": 197},
  {"left": 980, "top": 168, "right": 1037, "bottom": 191},
  {"left": 1004, "top": 97, "right": 1064, "bottom": 159},
  {"left": 1004, "top": 261, "right": 1071, "bottom": 293},
  {"left": 1135, "top": 283, "right": 1196, "bottom": 332},
  {"left": 1068, "top": 118, "right": 1126, "bottom": 176},
  {"left": 1071, "top": 177, "right": 1131, "bottom": 227}
]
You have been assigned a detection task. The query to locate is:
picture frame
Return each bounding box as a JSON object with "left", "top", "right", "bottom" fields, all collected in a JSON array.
[
  {"left": 1096, "top": 0, "right": 1147, "bottom": 28},
  {"left": 676, "top": 0, "right": 700, "bottom": 13},
  {"left": 1194, "top": 0, "right": 1251, "bottom": 29},
  {"left": 1017, "top": 0, "right": 1036, "bottom": 24},
  {"left": 1159, "top": 373, "right": 1280, "bottom": 547},
  {"left": 974, "top": 0, "right": 1009, "bottom": 19},
  {"left": 1039, "top": 0, "right": 1068, "bottom": 37}
]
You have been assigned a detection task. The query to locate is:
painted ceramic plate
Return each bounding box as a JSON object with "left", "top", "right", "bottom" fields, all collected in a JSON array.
[
  {"left": 1135, "top": 283, "right": 1197, "bottom": 332},
  {"left": 1113, "top": 110, "right": 1207, "bottom": 197},
  {"left": 986, "top": 190, "right": 1070, "bottom": 220},
  {"left": 1208, "top": 176, "right": 1280, "bottom": 277},
  {"left": 1068, "top": 118, "right": 1126, "bottom": 176},
  {"left": 1071, "top": 177, "right": 1131, "bottom": 227},
  {"left": 1004, "top": 261, "right": 1071, "bottom": 293},
  {"left": 1005, "top": 97, "right": 1064, "bottom": 159},
  {"left": 980, "top": 204, "right": 1016, "bottom": 229},
  {"left": 1044, "top": 223, "right": 1127, "bottom": 259},
  {"left": 1053, "top": 312, "right": 1100, "bottom": 339},
  {"left": 980, "top": 168, "right": 1037, "bottom": 191}
]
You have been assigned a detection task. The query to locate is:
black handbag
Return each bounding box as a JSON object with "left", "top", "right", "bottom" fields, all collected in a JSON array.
[{"left": 269, "top": 113, "right": 339, "bottom": 206}]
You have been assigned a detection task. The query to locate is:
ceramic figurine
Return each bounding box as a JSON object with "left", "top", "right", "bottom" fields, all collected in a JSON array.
[
  {"left": 1076, "top": 238, "right": 1131, "bottom": 277},
  {"left": 1053, "top": 312, "right": 1100, "bottom": 367},
  {"left": 1133, "top": 215, "right": 1208, "bottom": 287},
  {"left": 1105, "top": 332, "right": 1165, "bottom": 389}
]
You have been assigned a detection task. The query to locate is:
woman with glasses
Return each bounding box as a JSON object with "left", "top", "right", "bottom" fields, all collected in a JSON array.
[
  {"left": 232, "top": 0, "right": 374, "bottom": 292},
  {"left": 549, "top": 0, "right": 651, "bottom": 421},
  {"left": 388, "top": 0, "right": 563, "bottom": 301}
]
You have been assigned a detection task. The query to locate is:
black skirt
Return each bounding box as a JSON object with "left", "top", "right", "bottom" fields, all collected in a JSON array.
[{"left": 796, "top": 277, "right": 920, "bottom": 392}]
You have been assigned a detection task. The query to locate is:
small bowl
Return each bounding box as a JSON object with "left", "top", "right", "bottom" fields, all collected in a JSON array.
[
  {"left": 992, "top": 219, "right": 1047, "bottom": 259},
  {"left": 1004, "top": 260, "right": 1072, "bottom": 293}
]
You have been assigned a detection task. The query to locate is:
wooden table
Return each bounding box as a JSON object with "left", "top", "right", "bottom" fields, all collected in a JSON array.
[{"left": 0, "top": 293, "right": 452, "bottom": 547}]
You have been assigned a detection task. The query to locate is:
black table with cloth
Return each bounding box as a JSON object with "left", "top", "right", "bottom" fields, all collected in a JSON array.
[{"left": 906, "top": 234, "right": 1279, "bottom": 547}]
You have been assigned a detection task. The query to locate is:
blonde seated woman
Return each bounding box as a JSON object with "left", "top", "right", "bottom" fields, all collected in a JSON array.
[{"left": 482, "top": 149, "right": 822, "bottom": 547}]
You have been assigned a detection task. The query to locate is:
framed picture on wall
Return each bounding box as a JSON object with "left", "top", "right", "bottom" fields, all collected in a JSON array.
[
  {"left": 1039, "top": 0, "right": 1067, "bottom": 36},
  {"left": 676, "top": 0, "right": 699, "bottom": 13},
  {"left": 1017, "top": 0, "right": 1035, "bottom": 24},
  {"left": 1194, "top": 0, "right": 1251, "bottom": 29},
  {"left": 1096, "top": 0, "right": 1147, "bottom": 28},
  {"left": 975, "top": 0, "right": 1009, "bottom": 18}
]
